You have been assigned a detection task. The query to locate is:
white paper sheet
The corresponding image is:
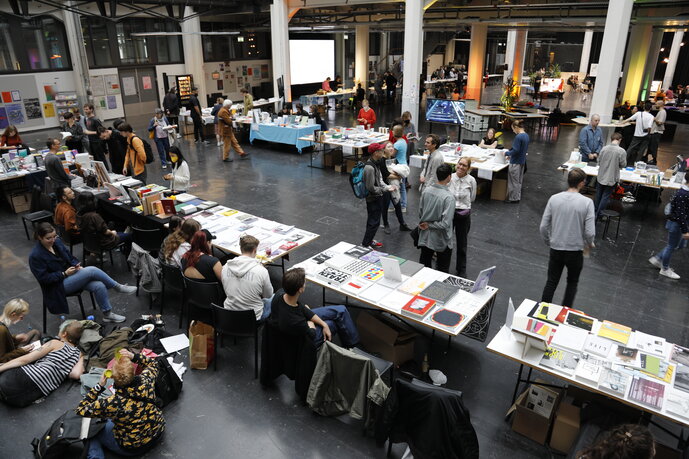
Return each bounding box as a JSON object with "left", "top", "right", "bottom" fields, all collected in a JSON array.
[{"left": 160, "top": 333, "right": 189, "bottom": 353}]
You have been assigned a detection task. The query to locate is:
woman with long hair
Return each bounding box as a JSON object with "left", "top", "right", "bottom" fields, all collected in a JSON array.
[
  {"left": 479, "top": 128, "right": 498, "bottom": 149},
  {"left": 160, "top": 218, "right": 200, "bottom": 268},
  {"left": 0, "top": 125, "right": 26, "bottom": 150},
  {"left": 181, "top": 230, "right": 222, "bottom": 283},
  {"left": 0, "top": 299, "right": 41, "bottom": 363},
  {"left": 76, "top": 192, "right": 132, "bottom": 255},
  {"left": 576, "top": 424, "right": 655, "bottom": 459},
  {"left": 163, "top": 145, "right": 190, "bottom": 191}
]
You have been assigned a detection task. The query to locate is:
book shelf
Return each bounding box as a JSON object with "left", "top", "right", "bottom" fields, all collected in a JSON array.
[{"left": 55, "top": 91, "right": 79, "bottom": 121}]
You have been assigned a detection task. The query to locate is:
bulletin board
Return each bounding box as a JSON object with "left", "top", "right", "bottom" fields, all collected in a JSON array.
[{"left": 0, "top": 75, "right": 46, "bottom": 129}]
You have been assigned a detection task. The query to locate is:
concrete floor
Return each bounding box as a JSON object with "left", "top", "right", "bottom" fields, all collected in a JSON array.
[{"left": 1, "top": 92, "right": 688, "bottom": 458}]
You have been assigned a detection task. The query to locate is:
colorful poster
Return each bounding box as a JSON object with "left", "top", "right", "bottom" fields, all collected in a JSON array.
[
  {"left": 89, "top": 75, "right": 105, "bottom": 96},
  {"left": 0, "top": 107, "right": 7, "bottom": 129},
  {"left": 247, "top": 67, "right": 253, "bottom": 76},
  {"left": 42, "top": 103, "right": 56, "bottom": 118},
  {"left": 43, "top": 85, "right": 56, "bottom": 101},
  {"left": 260, "top": 64, "right": 269, "bottom": 79},
  {"left": 11, "top": 90, "right": 21, "bottom": 101},
  {"left": 242, "top": 66, "right": 248, "bottom": 76},
  {"left": 253, "top": 67, "right": 260, "bottom": 79},
  {"left": 142, "top": 76, "right": 152, "bottom": 90},
  {"left": 6, "top": 103, "right": 24, "bottom": 124},
  {"left": 1, "top": 92, "right": 11, "bottom": 103},
  {"left": 104, "top": 74, "right": 120, "bottom": 95},
  {"left": 23, "top": 98, "right": 42, "bottom": 119},
  {"left": 106, "top": 95, "right": 117, "bottom": 109},
  {"left": 95, "top": 96, "right": 106, "bottom": 109}
]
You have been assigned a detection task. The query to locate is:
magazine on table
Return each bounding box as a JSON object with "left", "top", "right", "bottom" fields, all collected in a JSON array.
[{"left": 540, "top": 347, "right": 579, "bottom": 376}]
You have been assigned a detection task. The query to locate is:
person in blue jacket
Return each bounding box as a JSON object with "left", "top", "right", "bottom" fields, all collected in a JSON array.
[
  {"left": 578, "top": 115, "right": 603, "bottom": 162},
  {"left": 28, "top": 223, "right": 134, "bottom": 323},
  {"left": 504, "top": 119, "right": 529, "bottom": 203}
]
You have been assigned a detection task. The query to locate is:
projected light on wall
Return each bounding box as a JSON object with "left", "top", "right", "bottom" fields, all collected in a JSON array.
[{"left": 289, "top": 40, "right": 335, "bottom": 85}]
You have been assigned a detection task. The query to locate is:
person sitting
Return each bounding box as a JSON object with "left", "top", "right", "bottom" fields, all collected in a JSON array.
[
  {"left": 479, "top": 128, "right": 498, "bottom": 149},
  {"left": 160, "top": 218, "right": 200, "bottom": 268},
  {"left": 44, "top": 138, "right": 75, "bottom": 190},
  {"left": 293, "top": 103, "right": 309, "bottom": 117},
  {"left": 0, "top": 299, "right": 41, "bottom": 363},
  {"left": 357, "top": 99, "right": 376, "bottom": 130},
  {"left": 163, "top": 145, "right": 190, "bottom": 192},
  {"left": 181, "top": 230, "right": 222, "bottom": 283},
  {"left": 451, "top": 87, "right": 460, "bottom": 100},
  {"left": 270, "top": 268, "right": 359, "bottom": 349},
  {"left": 0, "top": 320, "right": 83, "bottom": 407},
  {"left": 309, "top": 105, "right": 328, "bottom": 131},
  {"left": 576, "top": 424, "right": 655, "bottom": 459},
  {"left": 322, "top": 77, "right": 332, "bottom": 93},
  {"left": 76, "top": 349, "right": 165, "bottom": 459},
  {"left": 61, "top": 112, "right": 85, "bottom": 152},
  {"left": 221, "top": 235, "right": 273, "bottom": 321},
  {"left": 401, "top": 111, "right": 418, "bottom": 140},
  {"left": 29, "top": 223, "right": 131, "bottom": 323},
  {"left": 54, "top": 186, "right": 80, "bottom": 237},
  {"left": 76, "top": 192, "right": 132, "bottom": 256},
  {"left": 0, "top": 125, "right": 26, "bottom": 150}
]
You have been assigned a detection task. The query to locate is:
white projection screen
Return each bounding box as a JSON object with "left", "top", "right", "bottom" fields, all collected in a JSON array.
[{"left": 289, "top": 40, "right": 335, "bottom": 85}]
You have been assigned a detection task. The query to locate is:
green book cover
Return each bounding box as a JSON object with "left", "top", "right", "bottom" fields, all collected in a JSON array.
[{"left": 641, "top": 353, "right": 661, "bottom": 376}]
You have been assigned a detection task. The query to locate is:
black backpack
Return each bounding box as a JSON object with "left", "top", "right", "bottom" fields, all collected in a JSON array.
[
  {"left": 32, "top": 410, "right": 105, "bottom": 459},
  {"left": 155, "top": 355, "right": 182, "bottom": 408},
  {"left": 130, "top": 135, "right": 155, "bottom": 164}
]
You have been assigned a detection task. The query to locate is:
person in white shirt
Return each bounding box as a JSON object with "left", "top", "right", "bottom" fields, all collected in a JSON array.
[
  {"left": 645, "top": 100, "right": 666, "bottom": 165},
  {"left": 448, "top": 157, "right": 476, "bottom": 277},
  {"left": 221, "top": 235, "right": 273, "bottom": 321},
  {"left": 163, "top": 146, "right": 190, "bottom": 192},
  {"left": 622, "top": 102, "right": 655, "bottom": 166},
  {"left": 160, "top": 219, "right": 200, "bottom": 268}
]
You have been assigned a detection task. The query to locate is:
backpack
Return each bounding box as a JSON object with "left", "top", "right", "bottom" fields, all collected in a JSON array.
[
  {"left": 32, "top": 410, "right": 105, "bottom": 459},
  {"left": 350, "top": 161, "right": 368, "bottom": 199},
  {"left": 130, "top": 135, "right": 155, "bottom": 164}
]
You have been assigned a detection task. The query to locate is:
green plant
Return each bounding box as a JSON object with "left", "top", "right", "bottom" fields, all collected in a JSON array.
[
  {"left": 500, "top": 78, "right": 519, "bottom": 111},
  {"left": 545, "top": 63, "right": 561, "bottom": 78}
]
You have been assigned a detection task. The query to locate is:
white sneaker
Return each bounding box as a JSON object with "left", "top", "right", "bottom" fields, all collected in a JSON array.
[
  {"left": 103, "top": 312, "right": 126, "bottom": 323},
  {"left": 648, "top": 256, "right": 662, "bottom": 269},
  {"left": 216, "top": 142, "right": 222, "bottom": 146},
  {"left": 660, "top": 267, "right": 680, "bottom": 280},
  {"left": 114, "top": 284, "right": 137, "bottom": 294},
  {"left": 402, "top": 207, "right": 407, "bottom": 213}
]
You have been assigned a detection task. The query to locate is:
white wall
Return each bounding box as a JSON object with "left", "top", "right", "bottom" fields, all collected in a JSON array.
[{"left": 202, "top": 60, "right": 273, "bottom": 104}]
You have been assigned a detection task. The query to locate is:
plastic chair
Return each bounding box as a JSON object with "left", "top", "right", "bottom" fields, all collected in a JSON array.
[
  {"left": 21, "top": 186, "right": 53, "bottom": 240},
  {"left": 211, "top": 303, "right": 261, "bottom": 377},
  {"left": 132, "top": 226, "right": 165, "bottom": 255},
  {"left": 182, "top": 276, "right": 225, "bottom": 330},
  {"left": 160, "top": 260, "right": 185, "bottom": 322},
  {"left": 82, "top": 231, "right": 127, "bottom": 270}
]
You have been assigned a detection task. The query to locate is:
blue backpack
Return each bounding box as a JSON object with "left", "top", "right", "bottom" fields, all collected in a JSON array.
[{"left": 350, "top": 162, "right": 368, "bottom": 199}]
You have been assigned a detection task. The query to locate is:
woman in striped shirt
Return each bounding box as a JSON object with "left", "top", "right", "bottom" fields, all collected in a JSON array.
[{"left": 0, "top": 321, "right": 83, "bottom": 407}]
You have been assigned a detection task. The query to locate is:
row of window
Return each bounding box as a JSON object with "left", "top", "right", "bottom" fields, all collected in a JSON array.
[{"left": 0, "top": 15, "right": 71, "bottom": 72}]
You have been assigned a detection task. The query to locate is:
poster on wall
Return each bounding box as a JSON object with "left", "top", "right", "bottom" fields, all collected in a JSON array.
[
  {"left": 95, "top": 96, "right": 106, "bottom": 110},
  {"left": 90, "top": 75, "right": 105, "bottom": 96},
  {"left": 11, "top": 90, "right": 21, "bottom": 101},
  {"left": 43, "top": 85, "right": 56, "bottom": 101},
  {"left": 1, "top": 92, "right": 11, "bottom": 103},
  {"left": 107, "top": 95, "right": 117, "bottom": 109},
  {"left": 247, "top": 67, "right": 253, "bottom": 76},
  {"left": 0, "top": 107, "right": 7, "bottom": 129},
  {"left": 104, "top": 74, "right": 120, "bottom": 94},
  {"left": 6, "top": 103, "right": 25, "bottom": 124},
  {"left": 142, "top": 76, "right": 152, "bottom": 90},
  {"left": 217, "top": 80, "right": 223, "bottom": 91},
  {"left": 253, "top": 68, "right": 260, "bottom": 80},
  {"left": 43, "top": 103, "right": 56, "bottom": 118},
  {"left": 122, "top": 77, "right": 137, "bottom": 96},
  {"left": 260, "top": 65, "right": 269, "bottom": 79},
  {"left": 24, "top": 98, "right": 42, "bottom": 120},
  {"left": 242, "top": 66, "right": 248, "bottom": 76}
]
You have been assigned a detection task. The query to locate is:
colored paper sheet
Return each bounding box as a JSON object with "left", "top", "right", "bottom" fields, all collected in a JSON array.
[
  {"left": 42, "top": 103, "right": 55, "bottom": 118},
  {"left": 1, "top": 92, "right": 11, "bottom": 103}
]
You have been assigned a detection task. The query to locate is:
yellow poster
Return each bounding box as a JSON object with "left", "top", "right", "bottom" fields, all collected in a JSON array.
[{"left": 43, "top": 103, "right": 56, "bottom": 118}]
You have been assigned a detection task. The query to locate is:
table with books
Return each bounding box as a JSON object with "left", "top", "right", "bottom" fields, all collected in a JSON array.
[
  {"left": 294, "top": 242, "right": 499, "bottom": 342},
  {"left": 487, "top": 298, "right": 689, "bottom": 431},
  {"left": 558, "top": 161, "right": 682, "bottom": 191},
  {"left": 249, "top": 122, "right": 320, "bottom": 153},
  {"left": 409, "top": 143, "right": 509, "bottom": 180},
  {"left": 298, "top": 128, "right": 390, "bottom": 170}
]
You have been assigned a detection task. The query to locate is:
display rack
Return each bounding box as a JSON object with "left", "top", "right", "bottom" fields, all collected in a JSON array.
[{"left": 54, "top": 91, "right": 79, "bottom": 121}]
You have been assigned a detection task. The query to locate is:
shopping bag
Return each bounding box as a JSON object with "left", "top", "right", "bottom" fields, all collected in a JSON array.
[{"left": 189, "top": 321, "right": 215, "bottom": 370}]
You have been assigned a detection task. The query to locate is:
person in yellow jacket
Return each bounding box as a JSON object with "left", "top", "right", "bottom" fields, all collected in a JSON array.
[{"left": 119, "top": 123, "right": 148, "bottom": 183}]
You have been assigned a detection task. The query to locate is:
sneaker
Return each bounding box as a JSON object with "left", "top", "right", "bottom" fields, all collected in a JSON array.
[
  {"left": 113, "top": 284, "right": 137, "bottom": 294},
  {"left": 383, "top": 225, "right": 391, "bottom": 235},
  {"left": 216, "top": 142, "right": 222, "bottom": 146},
  {"left": 103, "top": 311, "right": 126, "bottom": 323},
  {"left": 402, "top": 207, "right": 407, "bottom": 213},
  {"left": 240, "top": 153, "right": 250, "bottom": 159},
  {"left": 370, "top": 240, "right": 383, "bottom": 248},
  {"left": 202, "top": 140, "right": 210, "bottom": 145},
  {"left": 660, "top": 267, "right": 680, "bottom": 279},
  {"left": 223, "top": 158, "right": 234, "bottom": 162},
  {"left": 176, "top": 134, "right": 182, "bottom": 139},
  {"left": 161, "top": 164, "right": 167, "bottom": 169},
  {"left": 648, "top": 256, "right": 662, "bottom": 269}
]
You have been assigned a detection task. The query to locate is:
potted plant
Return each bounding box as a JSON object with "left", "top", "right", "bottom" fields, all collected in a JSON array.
[{"left": 500, "top": 78, "right": 519, "bottom": 112}]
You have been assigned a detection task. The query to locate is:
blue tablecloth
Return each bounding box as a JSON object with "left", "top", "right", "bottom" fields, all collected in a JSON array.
[{"left": 249, "top": 124, "right": 320, "bottom": 153}]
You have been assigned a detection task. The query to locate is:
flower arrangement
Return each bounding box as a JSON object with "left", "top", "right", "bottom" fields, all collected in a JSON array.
[{"left": 500, "top": 78, "right": 520, "bottom": 112}]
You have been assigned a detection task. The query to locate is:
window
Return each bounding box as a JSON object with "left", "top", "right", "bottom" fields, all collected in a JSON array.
[
  {"left": 201, "top": 24, "right": 270, "bottom": 62},
  {"left": 82, "top": 18, "right": 113, "bottom": 67},
  {"left": 154, "top": 22, "right": 183, "bottom": 64},
  {"left": 116, "top": 20, "right": 150, "bottom": 65},
  {"left": 0, "top": 14, "right": 71, "bottom": 73}
]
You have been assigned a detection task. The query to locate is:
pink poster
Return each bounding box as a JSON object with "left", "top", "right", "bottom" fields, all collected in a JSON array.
[{"left": 142, "top": 76, "right": 152, "bottom": 90}]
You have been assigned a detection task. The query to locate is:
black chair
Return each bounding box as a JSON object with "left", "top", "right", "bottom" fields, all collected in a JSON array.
[
  {"left": 55, "top": 224, "right": 82, "bottom": 257},
  {"left": 132, "top": 226, "right": 165, "bottom": 256},
  {"left": 211, "top": 303, "right": 261, "bottom": 377},
  {"left": 160, "top": 259, "right": 185, "bottom": 319},
  {"left": 82, "top": 231, "right": 128, "bottom": 270},
  {"left": 21, "top": 186, "right": 53, "bottom": 240},
  {"left": 182, "top": 276, "right": 225, "bottom": 330},
  {"left": 40, "top": 289, "right": 96, "bottom": 334}
]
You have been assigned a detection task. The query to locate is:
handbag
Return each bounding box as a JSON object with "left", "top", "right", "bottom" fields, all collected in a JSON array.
[
  {"left": 410, "top": 226, "right": 420, "bottom": 248},
  {"left": 148, "top": 129, "right": 155, "bottom": 139}
]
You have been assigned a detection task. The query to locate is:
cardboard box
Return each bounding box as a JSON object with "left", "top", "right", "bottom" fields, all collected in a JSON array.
[
  {"left": 549, "top": 402, "right": 580, "bottom": 453},
  {"left": 323, "top": 149, "right": 343, "bottom": 168},
  {"left": 508, "top": 383, "right": 562, "bottom": 445},
  {"left": 7, "top": 192, "right": 31, "bottom": 213},
  {"left": 490, "top": 178, "right": 508, "bottom": 201},
  {"left": 356, "top": 311, "right": 417, "bottom": 365}
]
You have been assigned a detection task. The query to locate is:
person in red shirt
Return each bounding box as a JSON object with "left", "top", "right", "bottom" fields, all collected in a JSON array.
[
  {"left": 0, "top": 125, "right": 25, "bottom": 150},
  {"left": 357, "top": 99, "right": 376, "bottom": 130}
]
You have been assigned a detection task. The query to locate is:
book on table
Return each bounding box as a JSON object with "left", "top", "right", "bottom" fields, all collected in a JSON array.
[
  {"left": 549, "top": 324, "right": 589, "bottom": 353},
  {"left": 420, "top": 280, "right": 460, "bottom": 305},
  {"left": 639, "top": 353, "right": 662, "bottom": 377},
  {"left": 512, "top": 316, "right": 556, "bottom": 344},
  {"left": 665, "top": 389, "right": 689, "bottom": 419},
  {"left": 598, "top": 366, "right": 631, "bottom": 398},
  {"left": 633, "top": 331, "right": 667, "bottom": 358},
  {"left": 583, "top": 334, "right": 614, "bottom": 358},
  {"left": 401, "top": 295, "right": 436, "bottom": 319},
  {"left": 564, "top": 310, "right": 596, "bottom": 331},
  {"left": 674, "top": 364, "right": 689, "bottom": 393},
  {"left": 597, "top": 320, "right": 632, "bottom": 345},
  {"left": 575, "top": 353, "right": 610, "bottom": 385},
  {"left": 670, "top": 344, "right": 689, "bottom": 367},
  {"left": 426, "top": 308, "right": 465, "bottom": 332},
  {"left": 540, "top": 347, "right": 580, "bottom": 376},
  {"left": 315, "top": 266, "right": 350, "bottom": 286},
  {"left": 610, "top": 345, "right": 641, "bottom": 368},
  {"left": 345, "top": 245, "right": 372, "bottom": 258},
  {"left": 627, "top": 376, "right": 665, "bottom": 410},
  {"left": 442, "top": 275, "right": 475, "bottom": 292},
  {"left": 340, "top": 278, "right": 371, "bottom": 295}
]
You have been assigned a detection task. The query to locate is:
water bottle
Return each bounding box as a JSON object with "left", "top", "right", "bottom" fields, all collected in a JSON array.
[
  {"left": 87, "top": 315, "right": 95, "bottom": 321},
  {"left": 60, "top": 315, "right": 66, "bottom": 322}
]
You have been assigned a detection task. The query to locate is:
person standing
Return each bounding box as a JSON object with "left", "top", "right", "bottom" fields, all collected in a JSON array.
[
  {"left": 380, "top": 142, "right": 411, "bottom": 234},
  {"left": 392, "top": 125, "right": 408, "bottom": 211},
  {"left": 217, "top": 99, "right": 248, "bottom": 162},
  {"left": 119, "top": 124, "right": 148, "bottom": 183},
  {"left": 210, "top": 97, "right": 224, "bottom": 147},
  {"left": 97, "top": 126, "right": 126, "bottom": 176},
  {"left": 594, "top": 133, "right": 626, "bottom": 220},
  {"left": 578, "top": 114, "right": 603, "bottom": 162},
  {"left": 449, "top": 157, "right": 476, "bottom": 278},
  {"left": 240, "top": 88, "right": 254, "bottom": 112},
  {"left": 505, "top": 120, "right": 529, "bottom": 203},
  {"left": 540, "top": 169, "right": 595, "bottom": 308},
  {"left": 648, "top": 174, "right": 689, "bottom": 280},
  {"left": 419, "top": 134, "right": 444, "bottom": 193},
  {"left": 418, "top": 164, "right": 455, "bottom": 273},
  {"left": 83, "top": 104, "right": 109, "bottom": 170},
  {"left": 356, "top": 99, "right": 376, "bottom": 130},
  {"left": 148, "top": 109, "right": 175, "bottom": 169},
  {"left": 385, "top": 72, "right": 398, "bottom": 103},
  {"left": 163, "top": 146, "right": 190, "bottom": 192},
  {"left": 188, "top": 87, "right": 208, "bottom": 144},
  {"left": 60, "top": 112, "right": 85, "bottom": 152},
  {"left": 163, "top": 87, "right": 180, "bottom": 134},
  {"left": 623, "top": 102, "right": 654, "bottom": 166},
  {"left": 362, "top": 144, "right": 390, "bottom": 249},
  {"left": 645, "top": 100, "right": 666, "bottom": 165}
]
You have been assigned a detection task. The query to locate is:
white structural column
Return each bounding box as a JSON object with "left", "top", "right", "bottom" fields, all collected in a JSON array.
[
  {"left": 445, "top": 38, "right": 456, "bottom": 65},
  {"left": 355, "top": 25, "right": 369, "bottom": 89},
  {"left": 400, "top": 0, "right": 424, "bottom": 128},
  {"left": 663, "top": 31, "right": 684, "bottom": 91},
  {"left": 62, "top": 2, "right": 90, "bottom": 103},
  {"left": 466, "top": 24, "right": 487, "bottom": 103},
  {"left": 270, "top": 0, "right": 292, "bottom": 105},
  {"left": 503, "top": 30, "right": 517, "bottom": 84},
  {"left": 181, "top": 7, "right": 207, "bottom": 103},
  {"left": 579, "top": 29, "right": 594, "bottom": 74},
  {"left": 589, "top": 0, "right": 633, "bottom": 123},
  {"left": 640, "top": 29, "right": 664, "bottom": 101},
  {"left": 511, "top": 30, "right": 527, "bottom": 89}
]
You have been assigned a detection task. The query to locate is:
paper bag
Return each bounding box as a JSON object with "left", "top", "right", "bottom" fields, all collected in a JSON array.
[{"left": 189, "top": 321, "right": 215, "bottom": 370}]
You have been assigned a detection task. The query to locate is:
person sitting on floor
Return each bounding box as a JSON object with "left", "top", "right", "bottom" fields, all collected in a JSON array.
[
  {"left": 0, "top": 298, "right": 41, "bottom": 363},
  {"left": 221, "top": 235, "right": 274, "bottom": 321},
  {"left": 181, "top": 230, "right": 222, "bottom": 283},
  {"left": 54, "top": 186, "right": 80, "bottom": 237},
  {"left": 0, "top": 320, "right": 83, "bottom": 407},
  {"left": 76, "top": 191, "right": 132, "bottom": 256},
  {"left": 76, "top": 348, "right": 165, "bottom": 459},
  {"left": 28, "top": 222, "right": 131, "bottom": 324},
  {"left": 270, "top": 268, "right": 359, "bottom": 349},
  {"left": 160, "top": 218, "right": 200, "bottom": 268}
]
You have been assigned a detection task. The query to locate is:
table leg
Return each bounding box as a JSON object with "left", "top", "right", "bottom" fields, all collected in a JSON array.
[{"left": 511, "top": 364, "right": 524, "bottom": 404}]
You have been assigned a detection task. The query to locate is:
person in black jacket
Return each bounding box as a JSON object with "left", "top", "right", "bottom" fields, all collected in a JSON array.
[
  {"left": 163, "top": 87, "right": 180, "bottom": 129},
  {"left": 28, "top": 222, "right": 132, "bottom": 323},
  {"left": 97, "top": 127, "right": 126, "bottom": 176}
]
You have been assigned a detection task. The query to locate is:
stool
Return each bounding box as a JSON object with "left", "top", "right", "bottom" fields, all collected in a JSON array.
[
  {"left": 21, "top": 211, "right": 54, "bottom": 240},
  {"left": 601, "top": 209, "right": 621, "bottom": 241}
]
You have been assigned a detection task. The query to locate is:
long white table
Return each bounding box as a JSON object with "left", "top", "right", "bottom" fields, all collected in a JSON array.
[
  {"left": 559, "top": 162, "right": 681, "bottom": 191},
  {"left": 409, "top": 144, "right": 509, "bottom": 181},
  {"left": 298, "top": 129, "right": 390, "bottom": 169}
]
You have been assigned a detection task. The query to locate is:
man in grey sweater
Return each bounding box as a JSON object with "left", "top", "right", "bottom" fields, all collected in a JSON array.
[
  {"left": 594, "top": 132, "right": 626, "bottom": 220},
  {"left": 362, "top": 143, "right": 393, "bottom": 249},
  {"left": 540, "top": 168, "right": 595, "bottom": 307},
  {"left": 418, "top": 164, "right": 455, "bottom": 273},
  {"left": 419, "top": 134, "right": 444, "bottom": 192}
]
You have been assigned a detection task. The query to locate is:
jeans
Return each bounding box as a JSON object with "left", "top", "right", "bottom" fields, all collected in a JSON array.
[
  {"left": 63, "top": 266, "right": 117, "bottom": 312},
  {"left": 260, "top": 295, "right": 273, "bottom": 321},
  {"left": 400, "top": 177, "right": 407, "bottom": 208},
  {"left": 87, "top": 420, "right": 137, "bottom": 459},
  {"left": 541, "top": 249, "right": 584, "bottom": 308},
  {"left": 362, "top": 196, "right": 383, "bottom": 247},
  {"left": 191, "top": 115, "right": 204, "bottom": 141},
  {"left": 453, "top": 211, "right": 471, "bottom": 277},
  {"left": 656, "top": 220, "right": 683, "bottom": 269},
  {"left": 645, "top": 133, "right": 661, "bottom": 163},
  {"left": 312, "top": 305, "right": 360, "bottom": 348},
  {"left": 133, "top": 170, "right": 147, "bottom": 184},
  {"left": 594, "top": 184, "right": 614, "bottom": 220},
  {"left": 419, "top": 246, "right": 452, "bottom": 273},
  {"left": 0, "top": 368, "right": 44, "bottom": 407},
  {"left": 154, "top": 137, "right": 170, "bottom": 166},
  {"left": 626, "top": 135, "right": 649, "bottom": 166},
  {"left": 382, "top": 191, "right": 406, "bottom": 227}
]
